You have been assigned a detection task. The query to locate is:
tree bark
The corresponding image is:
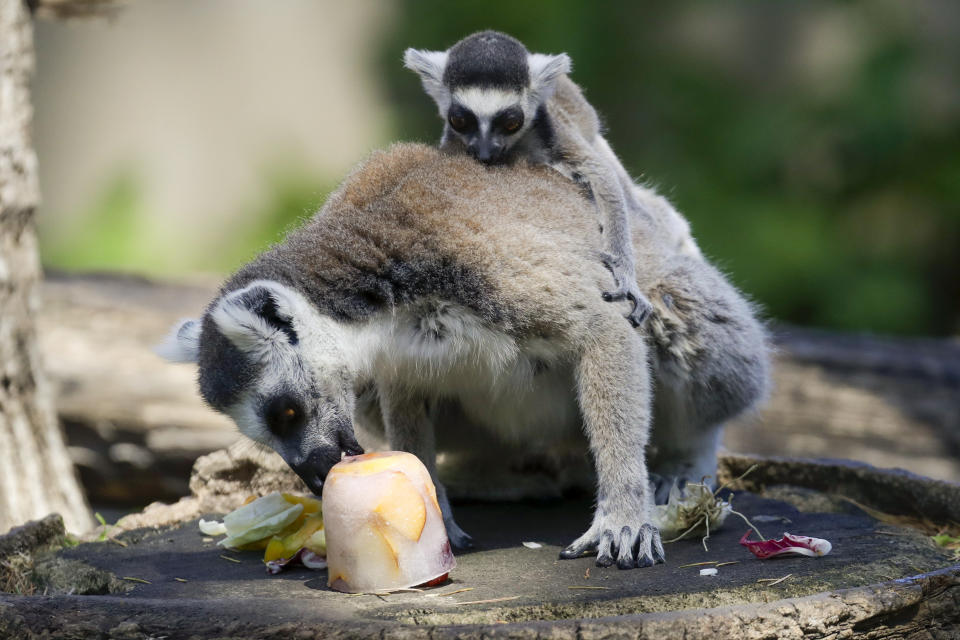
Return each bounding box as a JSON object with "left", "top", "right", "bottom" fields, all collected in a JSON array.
[{"left": 0, "top": 0, "right": 91, "bottom": 533}]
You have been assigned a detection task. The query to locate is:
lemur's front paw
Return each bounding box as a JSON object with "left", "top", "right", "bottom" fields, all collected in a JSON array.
[
  {"left": 600, "top": 253, "right": 653, "bottom": 328},
  {"left": 444, "top": 515, "right": 475, "bottom": 550},
  {"left": 560, "top": 521, "right": 665, "bottom": 569}
]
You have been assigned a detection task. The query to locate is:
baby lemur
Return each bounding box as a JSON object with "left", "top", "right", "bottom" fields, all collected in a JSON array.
[{"left": 404, "top": 31, "right": 653, "bottom": 327}]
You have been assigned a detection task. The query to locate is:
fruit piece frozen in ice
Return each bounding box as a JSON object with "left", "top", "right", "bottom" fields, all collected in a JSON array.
[
  {"left": 374, "top": 471, "right": 427, "bottom": 541},
  {"left": 333, "top": 451, "right": 409, "bottom": 476},
  {"left": 324, "top": 451, "right": 455, "bottom": 593}
]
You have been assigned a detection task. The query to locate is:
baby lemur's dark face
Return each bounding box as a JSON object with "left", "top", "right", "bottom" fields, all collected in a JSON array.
[{"left": 445, "top": 87, "right": 526, "bottom": 165}]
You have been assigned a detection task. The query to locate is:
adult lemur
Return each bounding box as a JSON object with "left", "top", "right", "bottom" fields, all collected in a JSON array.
[
  {"left": 404, "top": 31, "right": 700, "bottom": 325},
  {"left": 160, "top": 144, "right": 770, "bottom": 569}
]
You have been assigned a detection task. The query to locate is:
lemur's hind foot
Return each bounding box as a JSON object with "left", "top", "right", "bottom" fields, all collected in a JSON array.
[
  {"left": 560, "top": 521, "right": 665, "bottom": 569},
  {"left": 600, "top": 252, "right": 653, "bottom": 327}
]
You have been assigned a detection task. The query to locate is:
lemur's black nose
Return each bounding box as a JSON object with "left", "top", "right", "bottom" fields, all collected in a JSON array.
[
  {"left": 289, "top": 448, "right": 341, "bottom": 496},
  {"left": 468, "top": 138, "right": 502, "bottom": 164}
]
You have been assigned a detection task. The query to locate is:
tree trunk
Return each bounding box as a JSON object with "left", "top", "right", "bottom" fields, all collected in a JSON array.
[{"left": 0, "top": 0, "right": 91, "bottom": 533}]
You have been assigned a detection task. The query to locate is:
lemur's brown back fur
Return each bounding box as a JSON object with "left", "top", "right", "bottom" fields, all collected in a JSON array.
[{"left": 225, "top": 143, "right": 612, "bottom": 338}]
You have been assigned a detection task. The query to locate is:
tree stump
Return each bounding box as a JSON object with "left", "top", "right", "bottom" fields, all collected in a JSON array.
[{"left": 1, "top": 455, "right": 958, "bottom": 639}]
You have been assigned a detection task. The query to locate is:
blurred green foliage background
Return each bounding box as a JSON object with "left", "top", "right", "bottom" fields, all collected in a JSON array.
[{"left": 39, "top": 1, "right": 960, "bottom": 337}]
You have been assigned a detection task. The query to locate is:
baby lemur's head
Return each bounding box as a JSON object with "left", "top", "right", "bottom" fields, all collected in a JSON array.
[{"left": 404, "top": 30, "right": 571, "bottom": 165}]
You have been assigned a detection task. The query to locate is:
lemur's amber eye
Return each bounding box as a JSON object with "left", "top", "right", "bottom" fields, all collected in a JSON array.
[
  {"left": 449, "top": 114, "right": 467, "bottom": 131},
  {"left": 265, "top": 394, "right": 305, "bottom": 437},
  {"left": 503, "top": 118, "right": 521, "bottom": 133}
]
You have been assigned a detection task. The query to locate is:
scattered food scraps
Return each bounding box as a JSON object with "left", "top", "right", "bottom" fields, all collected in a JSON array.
[
  {"left": 122, "top": 576, "right": 151, "bottom": 584},
  {"left": 200, "top": 493, "right": 327, "bottom": 573},
  {"left": 655, "top": 465, "right": 764, "bottom": 551},
  {"left": 740, "top": 531, "right": 832, "bottom": 559},
  {"left": 679, "top": 561, "right": 718, "bottom": 568},
  {"left": 173, "top": 578, "right": 188, "bottom": 583},
  {"left": 198, "top": 519, "right": 227, "bottom": 536},
  {"left": 522, "top": 542, "right": 543, "bottom": 549},
  {"left": 699, "top": 568, "right": 718, "bottom": 576}
]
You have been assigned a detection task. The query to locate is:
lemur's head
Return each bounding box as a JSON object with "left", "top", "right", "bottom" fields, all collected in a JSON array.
[
  {"left": 405, "top": 30, "right": 571, "bottom": 165},
  {"left": 158, "top": 280, "right": 363, "bottom": 495}
]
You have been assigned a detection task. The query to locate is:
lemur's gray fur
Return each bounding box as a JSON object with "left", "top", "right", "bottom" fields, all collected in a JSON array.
[
  {"left": 159, "top": 144, "right": 770, "bottom": 568},
  {"left": 405, "top": 31, "right": 669, "bottom": 327}
]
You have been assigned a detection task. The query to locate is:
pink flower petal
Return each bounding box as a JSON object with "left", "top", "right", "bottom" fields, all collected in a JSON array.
[{"left": 740, "top": 531, "right": 832, "bottom": 559}]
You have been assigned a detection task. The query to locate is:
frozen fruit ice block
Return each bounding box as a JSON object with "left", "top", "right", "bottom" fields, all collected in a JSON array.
[{"left": 323, "top": 451, "right": 455, "bottom": 593}]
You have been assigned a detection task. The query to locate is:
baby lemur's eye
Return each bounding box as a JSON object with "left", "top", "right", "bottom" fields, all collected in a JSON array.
[
  {"left": 264, "top": 394, "right": 305, "bottom": 437},
  {"left": 494, "top": 107, "right": 524, "bottom": 135},
  {"left": 447, "top": 105, "right": 476, "bottom": 133}
]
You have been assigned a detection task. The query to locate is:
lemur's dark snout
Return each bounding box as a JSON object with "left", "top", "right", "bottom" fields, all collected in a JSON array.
[
  {"left": 468, "top": 138, "right": 504, "bottom": 164},
  {"left": 338, "top": 430, "right": 365, "bottom": 457},
  {"left": 289, "top": 448, "right": 343, "bottom": 496},
  {"left": 289, "top": 433, "right": 365, "bottom": 496}
]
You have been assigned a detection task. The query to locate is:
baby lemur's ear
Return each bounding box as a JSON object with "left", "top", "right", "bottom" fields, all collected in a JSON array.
[
  {"left": 528, "top": 52, "right": 572, "bottom": 101},
  {"left": 404, "top": 48, "right": 450, "bottom": 106}
]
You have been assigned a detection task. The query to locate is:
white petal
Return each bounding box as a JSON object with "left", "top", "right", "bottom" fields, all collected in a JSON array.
[{"left": 198, "top": 519, "right": 227, "bottom": 536}]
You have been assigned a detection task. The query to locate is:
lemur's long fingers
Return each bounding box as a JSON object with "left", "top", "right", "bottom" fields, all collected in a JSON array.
[
  {"left": 595, "top": 531, "right": 616, "bottom": 567},
  {"left": 602, "top": 289, "right": 628, "bottom": 302},
  {"left": 634, "top": 523, "right": 665, "bottom": 568},
  {"left": 559, "top": 537, "right": 598, "bottom": 559},
  {"left": 648, "top": 524, "right": 666, "bottom": 564},
  {"left": 616, "top": 526, "right": 637, "bottom": 569}
]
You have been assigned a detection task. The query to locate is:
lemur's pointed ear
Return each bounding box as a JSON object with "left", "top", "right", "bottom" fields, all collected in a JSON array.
[
  {"left": 156, "top": 318, "right": 202, "bottom": 363},
  {"left": 404, "top": 48, "right": 449, "bottom": 106},
  {"left": 210, "top": 281, "right": 299, "bottom": 358},
  {"left": 528, "top": 53, "right": 572, "bottom": 100}
]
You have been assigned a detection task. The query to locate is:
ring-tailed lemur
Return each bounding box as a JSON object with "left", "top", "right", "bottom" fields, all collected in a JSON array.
[
  {"left": 404, "top": 31, "right": 666, "bottom": 327},
  {"left": 159, "top": 144, "right": 770, "bottom": 568}
]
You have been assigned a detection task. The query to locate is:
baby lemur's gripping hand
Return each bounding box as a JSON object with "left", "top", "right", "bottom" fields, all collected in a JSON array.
[{"left": 600, "top": 251, "right": 653, "bottom": 328}]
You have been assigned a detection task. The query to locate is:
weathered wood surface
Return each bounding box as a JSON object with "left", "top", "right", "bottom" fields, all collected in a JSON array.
[
  {"left": 0, "top": 1, "right": 91, "bottom": 533},
  {"left": 37, "top": 273, "right": 960, "bottom": 507},
  {"left": 2, "top": 455, "right": 959, "bottom": 639}
]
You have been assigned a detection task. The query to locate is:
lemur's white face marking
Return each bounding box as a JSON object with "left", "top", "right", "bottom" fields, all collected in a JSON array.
[
  {"left": 452, "top": 87, "right": 527, "bottom": 132},
  {"left": 158, "top": 280, "right": 363, "bottom": 494}
]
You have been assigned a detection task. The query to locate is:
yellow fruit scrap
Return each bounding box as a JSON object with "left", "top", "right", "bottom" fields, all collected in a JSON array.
[
  {"left": 262, "top": 514, "right": 325, "bottom": 564},
  {"left": 282, "top": 493, "right": 322, "bottom": 514}
]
